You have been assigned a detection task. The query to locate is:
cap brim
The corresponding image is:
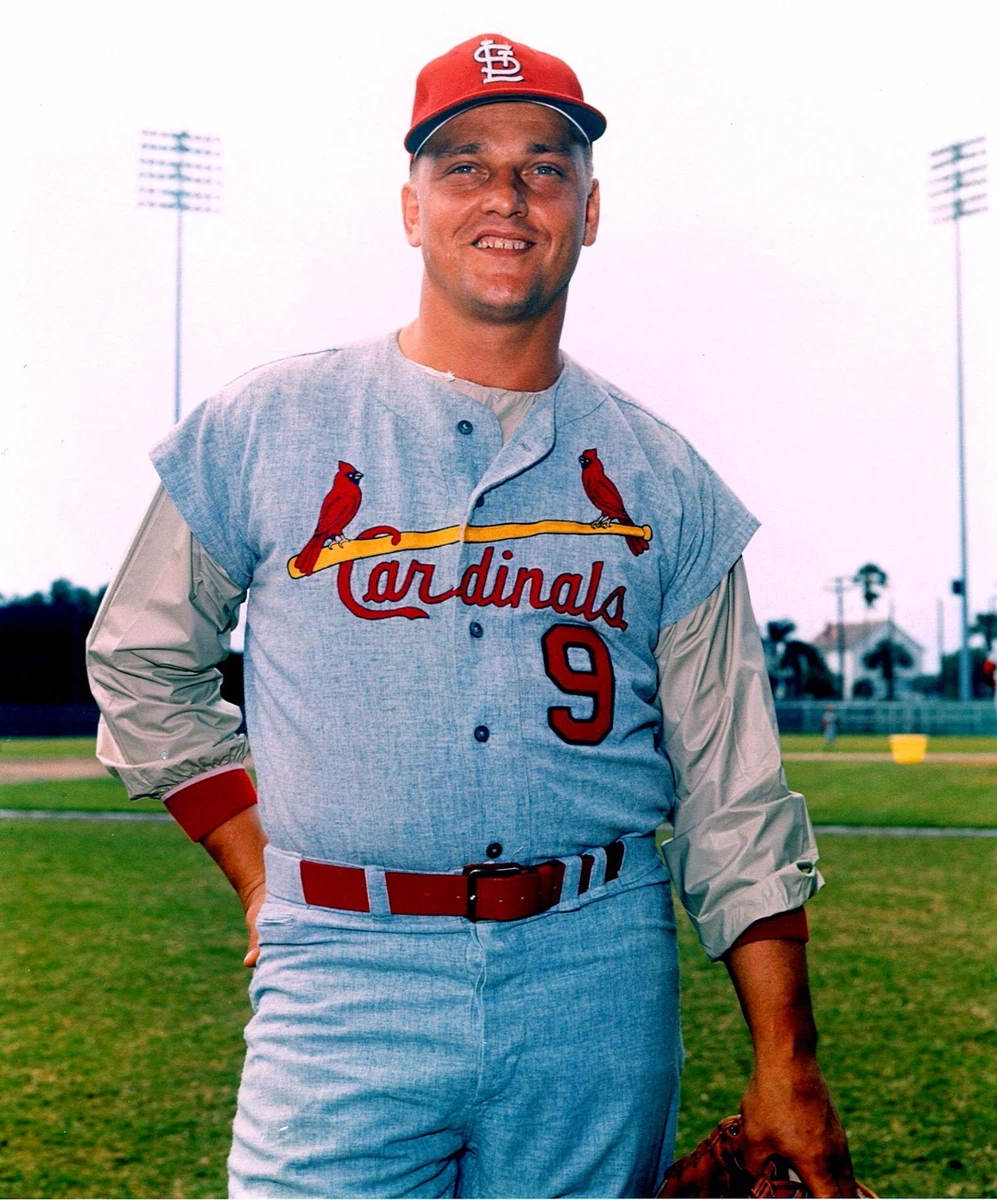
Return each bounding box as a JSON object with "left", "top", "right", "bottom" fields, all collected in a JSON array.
[{"left": 406, "top": 92, "right": 606, "bottom": 156}]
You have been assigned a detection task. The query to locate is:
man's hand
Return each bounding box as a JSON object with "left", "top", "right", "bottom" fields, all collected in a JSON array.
[
  {"left": 740, "top": 1054, "right": 856, "bottom": 1196},
  {"left": 200, "top": 805, "right": 269, "bottom": 968},
  {"left": 725, "top": 937, "right": 857, "bottom": 1198},
  {"left": 239, "top": 878, "right": 267, "bottom": 968}
]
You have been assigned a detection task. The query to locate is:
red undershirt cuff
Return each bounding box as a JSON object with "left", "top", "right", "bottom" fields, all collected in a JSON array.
[
  {"left": 164, "top": 767, "right": 258, "bottom": 842},
  {"left": 727, "top": 907, "right": 809, "bottom": 955}
]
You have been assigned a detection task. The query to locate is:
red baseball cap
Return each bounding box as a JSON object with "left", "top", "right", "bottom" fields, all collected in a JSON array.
[{"left": 405, "top": 33, "right": 607, "bottom": 156}]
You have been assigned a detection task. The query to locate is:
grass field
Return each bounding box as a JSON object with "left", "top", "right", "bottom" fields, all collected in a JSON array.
[
  {"left": 4, "top": 733, "right": 997, "bottom": 760},
  {"left": 781, "top": 734, "right": 997, "bottom": 754},
  {"left": 0, "top": 737, "right": 98, "bottom": 758},
  {"left": 1, "top": 772, "right": 996, "bottom": 1198},
  {"left": 785, "top": 762, "right": 997, "bottom": 827},
  {"left": 0, "top": 778, "right": 163, "bottom": 813},
  {"left": 4, "top": 759, "right": 996, "bottom": 829}
]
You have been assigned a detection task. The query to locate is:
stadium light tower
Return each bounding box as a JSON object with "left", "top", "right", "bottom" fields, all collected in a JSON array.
[
  {"left": 930, "top": 136, "right": 987, "bottom": 702},
  {"left": 139, "top": 130, "right": 221, "bottom": 425}
]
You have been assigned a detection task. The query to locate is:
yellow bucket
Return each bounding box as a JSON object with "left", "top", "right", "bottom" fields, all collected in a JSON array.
[{"left": 889, "top": 734, "right": 928, "bottom": 764}]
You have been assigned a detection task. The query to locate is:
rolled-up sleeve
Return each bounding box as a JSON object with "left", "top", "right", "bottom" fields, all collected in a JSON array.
[
  {"left": 86, "top": 485, "right": 250, "bottom": 801},
  {"left": 656, "top": 557, "right": 823, "bottom": 960}
]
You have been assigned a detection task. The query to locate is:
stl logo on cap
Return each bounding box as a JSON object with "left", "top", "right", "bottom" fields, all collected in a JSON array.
[
  {"left": 404, "top": 33, "right": 607, "bottom": 156},
  {"left": 474, "top": 38, "right": 524, "bottom": 85}
]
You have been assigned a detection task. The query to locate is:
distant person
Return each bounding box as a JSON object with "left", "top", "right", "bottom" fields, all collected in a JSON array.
[
  {"left": 87, "top": 33, "right": 855, "bottom": 1199},
  {"left": 822, "top": 704, "right": 839, "bottom": 751}
]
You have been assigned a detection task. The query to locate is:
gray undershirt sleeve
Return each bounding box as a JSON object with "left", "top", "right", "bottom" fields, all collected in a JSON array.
[
  {"left": 655, "top": 558, "right": 823, "bottom": 959},
  {"left": 86, "top": 485, "right": 249, "bottom": 801}
]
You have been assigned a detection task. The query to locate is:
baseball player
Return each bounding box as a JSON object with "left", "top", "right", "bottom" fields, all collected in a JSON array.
[{"left": 87, "top": 34, "right": 856, "bottom": 1199}]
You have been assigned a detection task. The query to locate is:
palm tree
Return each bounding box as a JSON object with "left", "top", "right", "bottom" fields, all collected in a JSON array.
[
  {"left": 764, "top": 621, "right": 796, "bottom": 698},
  {"left": 862, "top": 637, "right": 914, "bottom": 701},
  {"left": 781, "top": 640, "right": 837, "bottom": 699},
  {"left": 971, "top": 611, "right": 997, "bottom": 654},
  {"left": 853, "top": 563, "right": 888, "bottom": 610}
]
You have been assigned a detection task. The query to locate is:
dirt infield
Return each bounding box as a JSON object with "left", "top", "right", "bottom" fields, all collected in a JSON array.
[{"left": 0, "top": 758, "right": 109, "bottom": 784}]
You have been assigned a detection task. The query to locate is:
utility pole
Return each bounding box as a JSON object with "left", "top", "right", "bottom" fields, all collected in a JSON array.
[
  {"left": 828, "top": 576, "right": 853, "bottom": 699},
  {"left": 139, "top": 130, "right": 221, "bottom": 425},
  {"left": 930, "top": 136, "right": 987, "bottom": 701}
]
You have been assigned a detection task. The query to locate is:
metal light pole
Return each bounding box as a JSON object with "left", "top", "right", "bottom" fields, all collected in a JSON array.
[
  {"left": 139, "top": 131, "right": 221, "bottom": 425},
  {"left": 930, "top": 136, "right": 987, "bottom": 701}
]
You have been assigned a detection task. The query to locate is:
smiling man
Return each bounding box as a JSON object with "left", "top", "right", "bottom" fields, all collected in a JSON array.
[{"left": 87, "top": 33, "right": 856, "bottom": 1199}]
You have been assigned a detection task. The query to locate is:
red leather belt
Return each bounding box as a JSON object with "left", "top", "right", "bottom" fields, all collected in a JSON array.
[{"left": 300, "top": 842, "right": 626, "bottom": 921}]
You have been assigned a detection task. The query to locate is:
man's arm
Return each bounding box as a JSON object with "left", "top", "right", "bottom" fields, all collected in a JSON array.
[
  {"left": 656, "top": 559, "right": 856, "bottom": 1196},
  {"left": 201, "top": 806, "right": 269, "bottom": 966},
  {"left": 86, "top": 486, "right": 267, "bottom": 963},
  {"left": 726, "top": 938, "right": 855, "bottom": 1196}
]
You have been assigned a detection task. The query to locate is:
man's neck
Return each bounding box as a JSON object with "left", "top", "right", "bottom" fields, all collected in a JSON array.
[{"left": 398, "top": 291, "right": 566, "bottom": 392}]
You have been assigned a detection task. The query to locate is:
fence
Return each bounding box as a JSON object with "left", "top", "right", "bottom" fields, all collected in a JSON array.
[{"left": 775, "top": 700, "right": 997, "bottom": 736}]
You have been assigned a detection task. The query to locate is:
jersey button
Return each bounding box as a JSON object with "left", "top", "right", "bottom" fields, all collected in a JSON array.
[
  {"left": 469, "top": 621, "right": 484, "bottom": 639},
  {"left": 474, "top": 725, "right": 490, "bottom": 743},
  {"left": 475, "top": 495, "right": 485, "bottom": 508},
  {"left": 456, "top": 420, "right": 474, "bottom": 435},
  {"left": 486, "top": 842, "right": 503, "bottom": 859}
]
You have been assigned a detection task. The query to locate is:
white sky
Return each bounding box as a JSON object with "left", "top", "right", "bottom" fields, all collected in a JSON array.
[{"left": 4, "top": 1, "right": 995, "bottom": 669}]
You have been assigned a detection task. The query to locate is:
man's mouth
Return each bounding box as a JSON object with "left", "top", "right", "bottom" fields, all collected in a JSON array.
[{"left": 472, "top": 236, "right": 533, "bottom": 251}]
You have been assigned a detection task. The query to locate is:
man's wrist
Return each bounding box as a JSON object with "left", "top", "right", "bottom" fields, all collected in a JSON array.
[{"left": 751, "top": 1014, "right": 819, "bottom": 1066}]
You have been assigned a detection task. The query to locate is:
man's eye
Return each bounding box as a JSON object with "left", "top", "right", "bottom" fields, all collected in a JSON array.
[
  {"left": 449, "top": 163, "right": 476, "bottom": 174},
  {"left": 533, "top": 164, "right": 563, "bottom": 176}
]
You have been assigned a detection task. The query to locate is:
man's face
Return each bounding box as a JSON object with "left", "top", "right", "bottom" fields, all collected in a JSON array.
[{"left": 401, "top": 102, "right": 600, "bottom": 324}]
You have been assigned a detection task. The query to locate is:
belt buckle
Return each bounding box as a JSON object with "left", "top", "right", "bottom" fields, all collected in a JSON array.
[{"left": 462, "top": 861, "right": 525, "bottom": 922}]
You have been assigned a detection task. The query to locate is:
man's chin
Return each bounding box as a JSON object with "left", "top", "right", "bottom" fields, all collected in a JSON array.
[{"left": 459, "top": 285, "right": 557, "bottom": 324}]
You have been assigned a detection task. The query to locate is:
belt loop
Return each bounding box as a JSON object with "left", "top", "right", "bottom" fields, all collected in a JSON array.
[
  {"left": 588, "top": 845, "right": 609, "bottom": 890},
  {"left": 364, "top": 867, "right": 391, "bottom": 916},
  {"left": 559, "top": 855, "right": 582, "bottom": 899},
  {"left": 263, "top": 844, "right": 307, "bottom": 904}
]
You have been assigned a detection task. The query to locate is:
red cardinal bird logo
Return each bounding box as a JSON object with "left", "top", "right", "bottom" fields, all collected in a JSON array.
[
  {"left": 295, "top": 461, "right": 364, "bottom": 577},
  {"left": 578, "top": 448, "right": 649, "bottom": 556}
]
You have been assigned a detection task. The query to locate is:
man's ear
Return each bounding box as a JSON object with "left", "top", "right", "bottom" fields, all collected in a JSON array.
[
  {"left": 582, "top": 178, "right": 600, "bottom": 248},
  {"left": 401, "top": 179, "right": 422, "bottom": 248}
]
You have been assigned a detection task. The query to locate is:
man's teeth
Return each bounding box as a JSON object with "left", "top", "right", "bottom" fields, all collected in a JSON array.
[{"left": 475, "top": 237, "right": 530, "bottom": 250}]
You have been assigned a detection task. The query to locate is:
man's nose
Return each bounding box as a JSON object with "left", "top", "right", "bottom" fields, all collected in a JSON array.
[{"left": 480, "top": 168, "right": 527, "bottom": 217}]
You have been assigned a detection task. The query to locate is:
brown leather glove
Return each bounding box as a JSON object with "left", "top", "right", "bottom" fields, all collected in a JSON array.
[{"left": 657, "top": 1115, "right": 877, "bottom": 1199}]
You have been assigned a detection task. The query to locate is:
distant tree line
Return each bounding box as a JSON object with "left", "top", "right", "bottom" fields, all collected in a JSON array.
[
  {"left": 762, "top": 613, "right": 997, "bottom": 702},
  {"left": 0, "top": 581, "right": 106, "bottom": 705},
  {"left": 762, "top": 621, "right": 837, "bottom": 700},
  {"left": 0, "top": 581, "right": 244, "bottom": 720}
]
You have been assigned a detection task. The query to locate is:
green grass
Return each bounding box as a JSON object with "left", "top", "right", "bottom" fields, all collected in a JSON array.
[
  {"left": 0, "top": 778, "right": 163, "bottom": 813},
  {"left": 1, "top": 816, "right": 994, "bottom": 1198},
  {"left": 0, "top": 737, "right": 98, "bottom": 758},
  {"left": 781, "top": 734, "right": 997, "bottom": 754},
  {"left": 786, "top": 763, "right": 997, "bottom": 828},
  {"left": 676, "top": 835, "right": 997, "bottom": 1198},
  {"left": 6, "top": 762, "right": 996, "bottom": 830},
  {"left": 6, "top": 732, "right": 997, "bottom": 760},
  {"left": 0, "top": 819, "right": 249, "bottom": 1199}
]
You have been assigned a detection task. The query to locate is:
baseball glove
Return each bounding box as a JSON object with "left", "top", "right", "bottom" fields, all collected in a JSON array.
[{"left": 656, "top": 1115, "right": 877, "bottom": 1199}]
